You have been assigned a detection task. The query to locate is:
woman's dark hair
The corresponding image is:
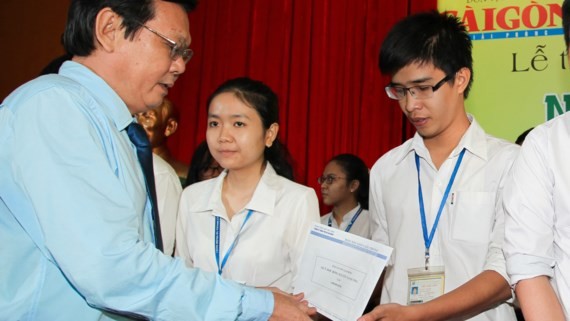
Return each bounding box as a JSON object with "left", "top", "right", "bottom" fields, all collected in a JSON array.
[
  {"left": 63, "top": 0, "right": 197, "bottom": 56},
  {"left": 379, "top": 11, "right": 474, "bottom": 98},
  {"left": 329, "top": 154, "right": 369, "bottom": 210},
  {"left": 207, "top": 77, "right": 295, "bottom": 181},
  {"left": 186, "top": 140, "right": 216, "bottom": 186}
]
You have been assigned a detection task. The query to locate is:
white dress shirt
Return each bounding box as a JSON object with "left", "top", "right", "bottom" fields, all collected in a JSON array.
[
  {"left": 503, "top": 112, "right": 570, "bottom": 319},
  {"left": 176, "top": 163, "right": 320, "bottom": 292},
  {"left": 320, "top": 205, "right": 372, "bottom": 239},
  {"left": 369, "top": 116, "right": 518, "bottom": 321},
  {"left": 153, "top": 153, "right": 183, "bottom": 256}
]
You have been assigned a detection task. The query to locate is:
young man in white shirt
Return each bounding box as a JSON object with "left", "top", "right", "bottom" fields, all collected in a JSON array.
[
  {"left": 359, "top": 11, "right": 518, "bottom": 321},
  {"left": 502, "top": 1, "right": 570, "bottom": 320}
]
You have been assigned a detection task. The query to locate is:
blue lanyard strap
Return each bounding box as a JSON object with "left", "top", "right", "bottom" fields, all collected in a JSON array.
[
  {"left": 215, "top": 209, "right": 254, "bottom": 275},
  {"left": 327, "top": 206, "right": 363, "bottom": 233},
  {"left": 415, "top": 148, "right": 466, "bottom": 268}
]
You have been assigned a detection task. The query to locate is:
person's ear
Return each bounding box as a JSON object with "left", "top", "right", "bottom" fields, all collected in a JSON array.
[
  {"left": 94, "top": 8, "right": 121, "bottom": 52},
  {"left": 349, "top": 180, "right": 360, "bottom": 193},
  {"left": 164, "top": 118, "right": 178, "bottom": 137},
  {"left": 265, "top": 123, "right": 279, "bottom": 148},
  {"left": 454, "top": 67, "right": 471, "bottom": 96}
]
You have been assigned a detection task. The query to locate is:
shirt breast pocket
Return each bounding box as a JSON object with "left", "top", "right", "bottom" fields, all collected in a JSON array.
[{"left": 451, "top": 191, "right": 495, "bottom": 244}]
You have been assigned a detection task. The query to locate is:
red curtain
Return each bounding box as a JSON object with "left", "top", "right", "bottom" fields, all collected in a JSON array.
[{"left": 168, "top": 0, "right": 436, "bottom": 208}]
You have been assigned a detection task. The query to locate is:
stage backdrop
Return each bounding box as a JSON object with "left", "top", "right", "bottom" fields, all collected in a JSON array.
[
  {"left": 438, "top": 0, "right": 570, "bottom": 142},
  {"left": 168, "top": 0, "right": 436, "bottom": 200}
]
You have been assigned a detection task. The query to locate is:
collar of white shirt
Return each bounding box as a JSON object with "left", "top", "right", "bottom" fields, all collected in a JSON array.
[
  {"left": 189, "top": 163, "right": 281, "bottom": 219},
  {"left": 394, "top": 114, "right": 489, "bottom": 165}
]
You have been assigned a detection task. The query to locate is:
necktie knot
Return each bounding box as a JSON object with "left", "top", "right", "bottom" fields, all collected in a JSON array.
[{"left": 127, "top": 122, "right": 151, "bottom": 149}]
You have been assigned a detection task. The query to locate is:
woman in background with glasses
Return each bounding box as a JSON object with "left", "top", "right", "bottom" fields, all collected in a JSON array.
[
  {"left": 176, "top": 77, "right": 319, "bottom": 293},
  {"left": 318, "top": 153, "right": 371, "bottom": 239}
]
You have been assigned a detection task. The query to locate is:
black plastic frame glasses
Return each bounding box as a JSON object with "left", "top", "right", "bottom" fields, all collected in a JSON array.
[
  {"left": 140, "top": 24, "right": 193, "bottom": 64},
  {"left": 385, "top": 75, "right": 451, "bottom": 100}
]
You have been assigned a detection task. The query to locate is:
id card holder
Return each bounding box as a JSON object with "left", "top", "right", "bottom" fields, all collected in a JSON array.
[{"left": 407, "top": 266, "right": 445, "bottom": 305}]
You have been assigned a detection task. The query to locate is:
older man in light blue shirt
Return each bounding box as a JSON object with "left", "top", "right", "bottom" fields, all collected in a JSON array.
[{"left": 0, "top": 0, "right": 313, "bottom": 320}]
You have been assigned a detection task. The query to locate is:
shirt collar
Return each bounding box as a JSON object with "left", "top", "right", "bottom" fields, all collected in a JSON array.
[
  {"left": 340, "top": 204, "right": 362, "bottom": 223},
  {"left": 59, "top": 61, "right": 133, "bottom": 131},
  {"left": 457, "top": 115, "right": 488, "bottom": 161},
  {"left": 394, "top": 114, "right": 488, "bottom": 164},
  {"left": 247, "top": 163, "right": 278, "bottom": 216},
  {"left": 207, "top": 163, "right": 279, "bottom": 218}
]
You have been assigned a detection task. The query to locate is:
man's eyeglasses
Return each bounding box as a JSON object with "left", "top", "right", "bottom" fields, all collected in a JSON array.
[
  {"left": 317, "top": 175, "right": 347, "bottom": 185},
  {"left": 385, "top": 75, "right": 451, "bottom": 100},
  {"left": 140, "top": 24, "right": 193, "bottom": 64}
]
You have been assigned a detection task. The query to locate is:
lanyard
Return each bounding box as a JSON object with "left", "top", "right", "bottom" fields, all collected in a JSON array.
[
  {"left": 214, "top": 209, "right": 254, "bottom": 275},
  {"left": 328, "top": 206, "right": 363, "bottom": 233},
  {"left": 415, "top": 148, "right": 466, "bottom": 269}
]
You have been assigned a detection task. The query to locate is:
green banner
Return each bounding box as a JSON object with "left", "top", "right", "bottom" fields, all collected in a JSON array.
[{"left": 438, "top": 0, "right": 570, "bottom": 142}]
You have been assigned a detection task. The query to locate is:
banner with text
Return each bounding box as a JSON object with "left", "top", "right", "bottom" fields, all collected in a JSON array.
[{"left": 438, "top": 0, "right": 570, "bottom": 142}]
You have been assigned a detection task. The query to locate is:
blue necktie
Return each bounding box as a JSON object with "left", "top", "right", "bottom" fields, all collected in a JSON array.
[{"left": 126, "top": 122, "right": 163, "bottom": 252}]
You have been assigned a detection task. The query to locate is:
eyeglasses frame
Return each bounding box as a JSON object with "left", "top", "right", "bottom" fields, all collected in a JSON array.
[
  {"left": 317, "top": 175, "right": 348, "bottom": 185},
  {"left": 385, "top": 74, "right": 452, "bottom": 100},
  {"left": 139, "top": 24, "right": 193, "bottom": 63}
]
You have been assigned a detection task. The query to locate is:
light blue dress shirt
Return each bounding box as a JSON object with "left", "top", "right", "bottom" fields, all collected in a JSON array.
[{"left": 0, "top": 61, "right": 273, "bottom": 321}]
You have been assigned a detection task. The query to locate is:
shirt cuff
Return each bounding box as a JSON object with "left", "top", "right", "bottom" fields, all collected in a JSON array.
[
  {"left": 507, "top": 253, "right": 555, "bottom": 286},
  {"left": 238, "top": 287, "right": 274, "bottom": 321}
]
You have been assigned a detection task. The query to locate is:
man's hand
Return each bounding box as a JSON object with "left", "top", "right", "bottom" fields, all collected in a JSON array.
[
  {"left": 269, "top": 292, "right": 317, "bottom": 321},
  {"left": 358, "top": 303, "right": 420, "bottom": 321}
]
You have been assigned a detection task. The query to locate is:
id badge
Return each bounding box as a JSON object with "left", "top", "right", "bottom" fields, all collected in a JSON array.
[{"left": 407, "top": 266, "right": 445, "bottom": 305}]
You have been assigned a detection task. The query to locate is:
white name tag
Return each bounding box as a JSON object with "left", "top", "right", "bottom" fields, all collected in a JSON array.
[{"left": 407, "top": 266, "right": 445, "bottom": 305}]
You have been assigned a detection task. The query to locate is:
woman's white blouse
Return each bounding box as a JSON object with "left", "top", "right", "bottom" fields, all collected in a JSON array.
[{"left": 176, "top": 163, "right": 320, "bottom": 292}]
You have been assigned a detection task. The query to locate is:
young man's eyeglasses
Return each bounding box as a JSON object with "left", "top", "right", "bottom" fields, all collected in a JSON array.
[
  {"left": 385, "top": 75, "right": 451, "bottom": 100},
  {"left": 317, "top": 175, "right": 347, "bottom": 185},
  {"left": 139, "top": 24, "right": 193, "bottom": 64}
]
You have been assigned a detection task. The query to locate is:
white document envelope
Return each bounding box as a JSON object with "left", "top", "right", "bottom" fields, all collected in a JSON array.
[{"left": 293, "top": 223, "right": 392, "bottom": 321}]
